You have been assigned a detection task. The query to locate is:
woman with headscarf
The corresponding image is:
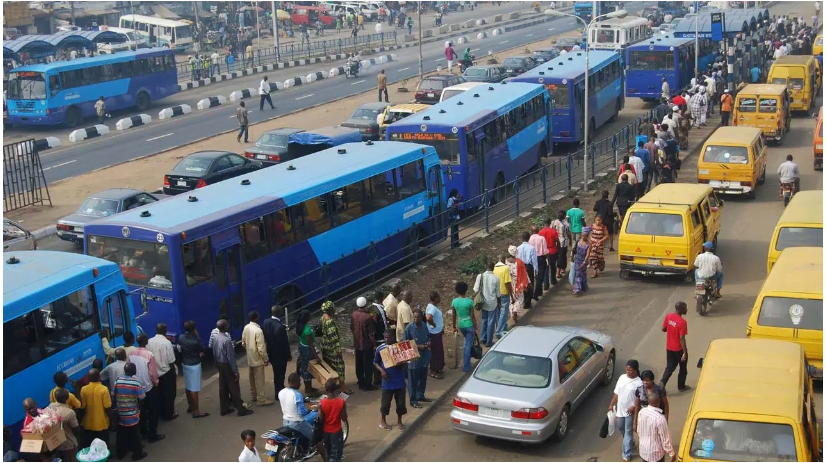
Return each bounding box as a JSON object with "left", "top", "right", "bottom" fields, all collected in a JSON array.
[
  {"left": 319, "top": 301, "right": 354, "bottom": 395},
  {"left": 571, "top": 228, "right": 591, "bottom": 296},
  {"left": 588, "top": 216, "right": 608, "bottom": 278},
  {"left": 505, "top": 245, "right": 530, "bottom": 325}
]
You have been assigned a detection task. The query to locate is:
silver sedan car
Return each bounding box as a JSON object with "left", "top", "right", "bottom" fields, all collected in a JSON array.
[{"left": 451, "top": 326, "right": 615, "bottom": 443}]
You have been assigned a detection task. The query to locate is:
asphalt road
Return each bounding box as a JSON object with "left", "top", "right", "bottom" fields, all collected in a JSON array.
[{"left": 16, "top": 4, "right": 651, "bottom": 185}]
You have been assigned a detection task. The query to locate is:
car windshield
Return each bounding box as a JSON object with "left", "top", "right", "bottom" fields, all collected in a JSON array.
[
  {"left": 758, "top": 296, "right": 822, "bottom": 330},
  {"left": 256, "top": 133, "right": 288, "bottom": 148},
  {"left": 351, "top": 108, "right": 382, "bottom": 119},
  {"left": 770, "top": 77, "right": 787, "bottom": 85},
  {"left": 502, "top": 58, "right": 525, "bottom": 67},
  {"left": 775, "top": 226, "right": 823, "bottom": 251},
  {"left": 441, "top": 89, "right": 465, "bottom": 101},
  {"left": 3, "top": 221, "right": 27, "bottom": 241},
  {"left": 625, "top": 212, "right": 684, "bottom": 237},
  {"left": 473, "top": 351, "right": 552, "bottom": 388},
  {"left": 7, "top": 71, "right": 47, "bottom": 100},
  {"left": 77, "top": 198, "right": 119, "bottom": 217},
  {"left": 172, "top": 157, "right": 213, "bottom": 175},
  {"left": 464, "top": 68, "right": 489, "bottom": 77},
  {"left": 418, "top": 79, "right": 445, "bottom": 90},
  {"left": 702, "top": 145, "right": 750, "bottom": 164},
  {"left": 689, "top": 419, "right": 797, "bottom": 461},
  {"left": 87, "top": 235, "right": 172, "bottom": 289}
]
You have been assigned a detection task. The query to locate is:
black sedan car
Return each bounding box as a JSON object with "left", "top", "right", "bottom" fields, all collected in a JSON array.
[
  {"left": 243, "top": 127, "right": 305, "bottom": 166},
  {"left": 553, "top": 37, "right": 582, "bottom": 52},
  {"left": 461, "top": 65, "right": 505, "bottom": 83},
  {"left": 501, "top": 56, "right": 538, "bottom": 78},
  {"left": 414, "top": 74, "right": 464, "bottom": 104},
  {"left": 532, "top": 48, "right": 561, "bottom": 64},
  {"left": 57, "top": 189, "right": 161, "bottom": 244},
  {"left": 163, "top": 151, "right": 262, "bottom": 195},
  {"left": 341, "top": 102, "right": 391, "bottom": 141}
]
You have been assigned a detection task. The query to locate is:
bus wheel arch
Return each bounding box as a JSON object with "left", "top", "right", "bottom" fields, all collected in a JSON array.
[
  {"left": 65, "top": 106, "right": 83, "bottom": 128},
  {"left": 136, "top": 91, "right": 151, "bottom": 111}
]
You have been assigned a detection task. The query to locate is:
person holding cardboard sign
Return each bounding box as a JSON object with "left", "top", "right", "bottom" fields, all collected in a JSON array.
[{"left": 374, "top": 330, "right": 408, "bottom": 432}]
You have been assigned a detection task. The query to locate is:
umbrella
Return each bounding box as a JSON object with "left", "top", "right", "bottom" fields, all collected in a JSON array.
[{"left": 276, "top": 9, "right": 290, "bottom": 20}]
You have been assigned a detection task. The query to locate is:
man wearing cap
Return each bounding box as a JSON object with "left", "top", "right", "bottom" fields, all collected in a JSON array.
[
  {"left": 720, "top": 89, "right": 733, "bottom": 126},
  {"left": 694, "top": 242, "right": 723, "bottom": 298},
  {"left": 351, "top": 297, "right": 378, "bottom": 391}
]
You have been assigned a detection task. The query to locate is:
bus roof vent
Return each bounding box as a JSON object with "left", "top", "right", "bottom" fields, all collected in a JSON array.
[
  {"left": 439, "top": 109, "right": 446, "bottom": 113},
  {"left": 287, "top": 165, "right": 296, "bottom": 170},
  {"left": 488, "top": 86, "right": 494, "bottom": 91},
  {"left": 568, "top": 57, "right": 573, "bottom": 61},
  {"left": 548, "top": 67, "right": 554, "bottom": 71},
  {"left": 539, "top": 71, "right": 545, "bottom": 75},
  {"left": 365, "top": 140, "right": 374, "bottom": 145},
  {"left": 140, "top": 210, "right": 151, "bottom": 217},
  {"left": 6, "top": 256, "right": 19, "bottom": 265},
  {"left": 423, "top": 116, "right": 431, "bottom": 120},
  {"left": 457, "top": 101, "right": 464, "bottom": 105},
  {"left": 473, "top": 93, "right": 480, "bottom": 97},
  {"left": 337, "top": 148, "right": 347, "bottom": 154},
  {"left": 576, "top": 52, "right": 582, "bottom": 56},
  {"left": 240, "top": 179, "right": 251, "bottom": 185},
  {"left": 187, "top": 195, "right": 198, "bottom": 202}
]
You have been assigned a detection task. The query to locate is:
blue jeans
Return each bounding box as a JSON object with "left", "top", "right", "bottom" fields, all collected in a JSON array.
[
  {"left": 407, "top": 366, "right": 427, "bottom": 404},
  {"left": 495, "top": 295, "right": 510, "bottom": 338},
  {"left": 459, "top": 326, "right": 475, "bottom": 372},
  {"left": 283, "top": 417, "right": 314, "bottom": 442},
  {"left": 616, "top": 415, "right": 634, "bottom": 460},
  {"left": 298, "top": 344, "right": 313, "bottom": 381},
  {"left": 237, "top": 124, "right": 248, "bottom": 142},
  {"left": 480, "top": 309, "right": 497, "bottom": 346},
  {"left": 695, "top": 270, "right": 723, "bottom": 290}
]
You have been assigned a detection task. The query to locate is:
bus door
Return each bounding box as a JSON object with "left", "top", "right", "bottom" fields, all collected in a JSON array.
[
  {"left": 97, "top": 289, "right": 131, "bottom": 356},
  {"left": 149, "top": 26, "right": 158, "bottom": 45},
  {"left": 466, "top": 129, "right": 484, "bottom": 203},
  {"left": 212, "top": 238, "right": 246, "bottom": 334},
  {"left": 427, "top": 164, "right": 444, "bottom": 239}
]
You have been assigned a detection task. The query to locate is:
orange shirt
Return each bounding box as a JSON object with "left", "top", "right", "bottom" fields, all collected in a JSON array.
[{"left": 721, "top": 93, "right": 733, "bottom": 112}]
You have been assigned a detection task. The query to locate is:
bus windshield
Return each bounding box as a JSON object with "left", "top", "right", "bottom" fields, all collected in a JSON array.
[
  {"left": 87, "top": 235, "right": 173, "bottom": 289},
  {"left": 7, "top": 71, "right": 47, "bottom": 100},
  {"left": 388, "top": 132, "right": 460, "bottom": 164},
  {"left": 544, "top": 84, "right": 569, "bottom": 109},
  {"left": 628, "top": 50, "right": 674, "bottom": 70},
  {"left": 175, "top": 25, "right": 192, "bottom": 39}
]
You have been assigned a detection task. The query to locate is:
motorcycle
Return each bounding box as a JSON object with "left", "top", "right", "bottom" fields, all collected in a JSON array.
[
  {"left": 344, "top": 61, "right": 360, "bottom": 78},
  {"left": 263, "top": 396, "right": 350, "bottom": 462},
  {"left": 694, "top": 275, "right": 719, "bottom": 316},
  {"left": 459, "top": 56, "right": 476, "bottom": 73},
  {"left": 780, "top": 181, "right": 795, "bottom": 206},
  {"left": 433, "top": 15, "right": 442, "bottom": 27}
]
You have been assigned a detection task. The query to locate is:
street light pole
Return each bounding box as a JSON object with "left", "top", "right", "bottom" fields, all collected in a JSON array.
[
  {"left": 694, "top": 1, "right": 699, "bottom": 79},
  {"left": 272, "top": 0, "right": 281, "bottom": 61},
  {"left": 418, "top": 2, "right": 424, "bottom": 80}
]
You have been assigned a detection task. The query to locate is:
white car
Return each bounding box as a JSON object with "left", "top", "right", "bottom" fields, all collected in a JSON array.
[{"left": 3, "top": 218, "right": 36, "bottom": 251}]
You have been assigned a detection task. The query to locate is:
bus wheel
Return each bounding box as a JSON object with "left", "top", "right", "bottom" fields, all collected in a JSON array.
[
  {"left": 276, "top": 285, "right": 304, "bottom": 314},
  {"left": 609, "top": 100, "right": 620, "bottom": 122},
  {"left": 136, "top": 92, "right": 151, "bottom": 112},
  {"left": 65, "top": 106, "right": 82, "bottom": 128}
]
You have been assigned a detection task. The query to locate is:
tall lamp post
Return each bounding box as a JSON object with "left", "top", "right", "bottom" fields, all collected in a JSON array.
[{"left": 545, "top": 8, "right": 628, "bottom": 192}]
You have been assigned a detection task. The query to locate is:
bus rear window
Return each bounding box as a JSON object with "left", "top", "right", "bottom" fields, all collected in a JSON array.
[
  {"left": 544, "top": 84, "right": 569, "bottom": 109},
  {"left": 628, "top": 50, "right": 674, "bottom": 70},
  {"left": 702, "top": 145, "right": 750, "bottom": 164},
  {"left": 625, "top": 212, "right": 684, "bottom": 237},
  {"left": 775, "top": 227, "right": 824, "bottom": 251},
  {"left": 788, "top": 78, "right": 804, "bottom": 90},
  {"left": 689, "top": 419, "right": 797, "bottom": 461},
  {"left": 770, "top": 77, "right": 787, "bottom": 85},
  {"left": 87, "top": 235, "right": 172, "bottom": 289},
  {"left": 757, "top": 296, "right": 822, "bottom": 330},
  {"left": 759, "top": 98, "right": 778, "bottom": 113},
  {"left": 737, "top": 97, "right": 757, "bottom": 112}
]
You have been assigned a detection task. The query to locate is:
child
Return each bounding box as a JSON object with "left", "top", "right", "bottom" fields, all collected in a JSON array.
[
  {"left": 318, "top": 379, "right": 348, "bottom": 462},
  {"left": 374, "top": 329, "right": 407, "bottom": 431},
  {"left": 238, "top": 429, "right": 260, "bottom": 462}
]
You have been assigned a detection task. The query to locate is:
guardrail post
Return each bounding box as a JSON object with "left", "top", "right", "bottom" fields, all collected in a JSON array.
[
  {"left": 590, "top": 145, "right": 596, "bottom": 179},
  {"left": 566, "top": 154, "right": 573, "bottom": 192},
  {"left": 514, "top": 180, "right": 520, "bottom": 216},
  {"left": 541, "top": 165, "right": 548, "bottom": 204},
  {"left": 338, "top": 39, "right": 342, "bottom": 55},
  {"left": 484, "top": 190, "right": 491, "bottom": 233},
  {"left": 612, "top": 135, "right": 618, "bottom": 169},
  {"left": 290, "top": 44, "right": 295, "bottom": 61},
  {"left": 320, "top": 263, "right": 331, "bottom": 299},
  {"left": 256, "top": 49, "right": 261, "bottom": 66}
]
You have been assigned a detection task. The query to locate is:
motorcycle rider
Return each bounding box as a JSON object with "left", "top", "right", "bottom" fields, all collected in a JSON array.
[
  {"left": 694, "top": 242, "right": 723, "bottom": 298},
  {"left": 777, "top": 154, "right": 800, "bottom": 194},
  {"left": 346, "top": 53, "right": 360, "bottom": 77},
  {"left": 278, "top": 373, "right": 326, "bottom": 461},
  {"left": 462, "top": 47, "right": 473, "bottom": 70}
]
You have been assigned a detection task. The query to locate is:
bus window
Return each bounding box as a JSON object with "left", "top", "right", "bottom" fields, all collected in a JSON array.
[
  {"left": 398, "top": 160, "right": 427, "bottom": 199},
  {"left": 364, "top": 170, "right": 399, "bottom": 213},
  {"left": 101, "top": 291, "right": 128, "bottom": 339},
  {"left": 545, "top": 84, "right": 570, "bottom": 109},
  {"left": 182, "top": 237, "right": 214, "bottom": 286},
  {"left": 4, "top": 312, "right": 41, "bottom": 379},
  {"left": 87, "top": 236, "right": 171, "bottom": 287},
  {"left": 596, "top": 29, "right": 615, "bottom": 44},
  {"left": 37, "top": 287, "right": 100, "bottom": 357}
]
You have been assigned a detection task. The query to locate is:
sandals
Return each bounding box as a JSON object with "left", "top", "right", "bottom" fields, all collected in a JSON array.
[
  {"left": 398, "top": 424, "right": 408, "bottom": 431},
  {"left": 379, "top": 423, "right": 393, "bottom": 431},
  {"left": 429, "top": 373, "right": 444, "bottom": 379},
  {"left": 192, "top": 413, "right": 210, "bottom": 419}
]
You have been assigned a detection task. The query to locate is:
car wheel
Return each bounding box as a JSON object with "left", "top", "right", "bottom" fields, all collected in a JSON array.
[
  {"left": 601, "top": 351, "right": 615, "bottom": 386},
  {"left": 550, "top": 405, "right": 570, "bottom": 442}
]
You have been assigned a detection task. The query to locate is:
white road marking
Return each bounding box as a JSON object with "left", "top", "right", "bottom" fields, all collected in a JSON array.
[
  {"left": 146, "top": 133, "right": 173, "bottom": 141},
  {"left": 43, "top": 160, "right": 77, "bottom": 171},
  {"left": 500, "top": 40, "right": 509, "bottom": 44},
  {"left": 548, "top": 27, "right": 556, "bottom": 31},
  {"left": 435, "top": 57, "right": 446, "bottom": 62},
  {"left": 526, "top": 33, "right": 534, "bottom": 37},
  {"left": 295, "top": 94, "right": 314, "bottom": 100},
  {"left": 397, "top": 67, "right": 410, "bottom": 72},
  {"left": 350, "top": 79, "right": 366, "bottom": 85}
]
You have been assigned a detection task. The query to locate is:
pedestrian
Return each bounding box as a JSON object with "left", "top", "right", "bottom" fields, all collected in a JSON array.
[
  {"left": 451, "top": 281, "right": 477, "bottom": 372},
  {"left": 516, "top": 231, "right": 538, "bottom": 309},
  {"left": 351, "top": 297, "right": 379, "bottom": 391},
  {"left": 211, "top": 50, "right": 220, "bottom": 76},
  {"left": 588, "top": 215, "right": 608, "bottom": 277},
  {"left": 262, "top": 305, "right": 292, "bottom": 398},
  {"left": 634, "top": 370, "right": 669, "bottom": 427},
  {"left": 539, "top": 217, "right": 560, "bottom": 287},
  {"left": 493, "top": 254, "right": 514, "bottom": 340},
  {"left": 528, "top": 226, "right": 548, "bottom": 300},
  {"left": 571, "top": 228, "right": 591, "bottom": 296},
  {"left": 618, "top": 156, "right": 637, "bottom": 185},
  {"left": 608, "top": 359, "right": 643, "bottom": 463},
  {"left": 319, "top": 301, "right": 354, "bottom": 395},
  {"left": 130, "top": 333, "right": 163, "bottom": 442},
  {"left": 644, "top": 133, "right": 660, "bottom": 188},
  {"left": 696, "top": 86, "right": 708, "bottom": 126},
  {"left": 318, "top": 378, "right": 348, "bottom": 462},
  {"left": 358, "top": 13, "right": 365, "bottom": 30},
  {"left": 720, "top": 89, "right": 733, "bottom": 126},
  {"left": 639, "top": 116, "right": 656, "bottom": 142},
  {"left": 259, "top": 75, "right": 275, "bottom": 111},
  {"left": 201, "top": 54, "right": 210, "bottom": 78},
  {"left": 654, "top": 97, "right": 669, "bottom": 122},
  {"left": 369, "top": 291, "right": 390, "bottom": 386},
  {"left": 375, "top": 20, "right": 383, "bottom": 35},
  {"left": 50, "top": 371, "right": 82, "bottom": 409},
  {"left": 113, "top": 363, "right": 148, "bottom": 461},
  {"left": 375, "top": 329, "right": 408, "bottom": 431},
  {"left": 447, "top": 189, "right": 462, "bottom": 247},
  {"left": 242, "top": 311, "right": 275, "bottom": 407},
  {"left": 660, "top": 301, "right": 689, "bottom": 392},
  {"left": 395, "top": 291, "right": 415, "bottom": 345},
  {"left": 189, "top": 55, "right": 198, "bottom": 81},
  {"left": 79, "top": 368, "right": 111, "bottom": 449},
  {"left": 473, "top": 260, "right": 501, "bottom": 347},
  {"left": 278, "top": 373, "right": 326, "bottom": 460},
  {"left": 566, "top": 197, "right": 586, "bottom": 244},
  {"left": 678, "top": 106, "right": 692, "bottom": 150},
  {"left": 550, "top": 210, "right": 571, "bottom": 279},
  {"left": 660, "top": 77, "right": 670, "bottom": 101},
  {"left": 227, "top": 50, "right": 236, "bottom": 73},
  {"left": 407, "top": 16, "right": 413, "bottom": 34},
  {"left": 101, "top": 348, "right": 128, "bottom": 393},
  {"left": 425, "top": 291, "right": 445, "bottom": 379},
  {"left": 336, "top": 17, "right": 343, "bottom": 34},
  {"left": 95, "top": 96, "right": 105, "bottom": 124},
  {"left": 593, "top": 191, "right": 616, "bottom": 251},
  {"left": 404, "top": 309, "right": 431, "bottom": 408},
  {"left": 147, "top": 323, "right": 178, "bottom": 421},
  {"left": 377, "top": 69, "right": 389, "bottom": 102},
  {"left": 505, "top": 246, "right": 529, "bottom": 326},
  {"left": 383, "top": 284, "right": 401, "bottom": 327},
  {"left": 629, "top": 145, "right": 647, "bottom": 199},
  {"left": 636, "top": 392, "right": 676, "bottom": 462},
  {"left": 445, "top": 41, "right": 457, "bottom": 73},
  {"left": 238, "top": 430, "right": 261, "bottom": 462},
  {"left": 246, "top": 43, "right": 254, "bottom": 63},
  {"left": 178, "top": 321, "right": 209, "bottom": 418},
  {"left": 671, "top": 92, "right": 686, "bottom": 111},
  {"left": 236, "top": 101, "right": 250, "bottom": 143},
  {"left": 212, "top": 319, "right": 255, "bottom": 417},
  {"left": 295, "top": 310, "right": 321, "bottom": 396},
  {"left": 47, "top": 389, "right": 80, "bottom": 462}
]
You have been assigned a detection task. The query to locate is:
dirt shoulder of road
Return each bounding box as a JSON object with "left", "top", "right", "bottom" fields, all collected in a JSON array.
[{"left": 8, "top": 28, "right": 581, "bottom": 232}]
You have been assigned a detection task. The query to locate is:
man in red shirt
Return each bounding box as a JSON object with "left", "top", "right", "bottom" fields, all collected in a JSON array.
[
  {"left": 539, "top": 217, "right": 560, "bottom": 288},
  {"left": 672, "top": 93, "right": 686, "bottom": 111},
  {"left": 660, "top": 302, "right": 689, "bottom": 392}
]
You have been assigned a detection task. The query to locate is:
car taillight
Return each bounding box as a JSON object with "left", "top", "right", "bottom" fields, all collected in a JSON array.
[
  {"left": 697, "top": 179, "right": 709, "bottom": 183},
  {"left": 57, "top": 224, "right": 72, "bottom": 231},
  {"left": 452, "top": 397, "right": 478, "bottom": 412},
  {"left": 620, "top": 255, "right": 634, "bottom": 261},
  {"left": 741, "top": 181, "right": 752, "bottom": 187},
  {"left": 364, "top": 127, "right": 373, "bottom": 133},
  {"left": 196, "top": 179, "right": 207, "bottom": 188},
  {"left": 628, "top": 88, "right": 637, "bottom": 93},
  {"left": 163, "top": 175, "right": 170, "bottom": 187},
  {"left": 244, "top": 152, "right": 255, "bottom": 158},
  {"left": 675, "top": 259, "right": 688, "bottom": 265},
  {"left": 560, "top": 131, "right": 570, "bottom": 137},
  {"left": 511, "top": 407, "right": 549, "bottom": 420}
]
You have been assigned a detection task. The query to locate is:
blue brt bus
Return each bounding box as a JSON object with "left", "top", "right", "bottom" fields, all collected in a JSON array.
[
  {"left": 6, "top": 47, "right": 178, "bottom": 127},
  {"left": 507, "top": 50, "right": 624, "bottom": 144},
  {"left": 626, "top": 35, "right": 716, "bottom": 101},
  {"left": 4, "top": 251, "right": 137, "bottom": 437},
  {"left": 385, "top": 82, "right": 551, "bottom": 209},
  {"left": 83, "top": 142, "right": 446, "bottom": 340}
]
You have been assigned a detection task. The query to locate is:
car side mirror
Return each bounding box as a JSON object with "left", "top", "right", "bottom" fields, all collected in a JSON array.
[
  {"left": 696, "top": 358, "right": 704, "bottom": 368},
  {"left": 594, "top": 343, "right": 604, "bottom": 352}
]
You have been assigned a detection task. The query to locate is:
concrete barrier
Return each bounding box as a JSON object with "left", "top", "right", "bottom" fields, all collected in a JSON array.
[
  {"left": 229, "top": 88, "right": 257, "bottom": 102},
  {"left": 306, "top": 71, "right": 326, "bottom": 82},
  {"left": 196, "top": 95, "right": 227, "bottom": 110},
  {"left": 457, "top": 36, "right": 470, "bottom": 44},
  {"left": 476, "top": 31, "right": 488, "bottom": 39},
  {"left": 422, "top": 29, "right": 433, "bottom": 38},
  {"left": 68, "top": 124, "right": 110, "bottom": 142},
  {"left": 404, "top": 34, "right": 416, "bottom": 42},
  {"left": 450, "top": 24, "right": 461, "bottom": 32},
  {"left": 439, "top": 25, "right": 450, "bottom": 34},
  {"left": 492, "top": 28, "right": 504, "bottom": 36},
  {"left": 494, "top": 14, "right": 503, "bottom": 22},
  {"left": 329, "top": 66, "right": 345, "bottom": 77},
  {"left": 115, "top": 114, "right": 151, "bottom": 130},
  {"left": 265, "top": 81, "right": 283, "bottom": 93},
  {"left": 464, "top": 19, "right": 476, "bottom": 28},
  {"left": 283, "top": 77, "right": 304, "bottom": 88},
  {"left": 33, "top": 137, "right": 60, "bottom": 151},
  {"left": 360, "top": 59, "right": 372, "bottom": 70},
  {"left": 509, "top": 12, "right": 520, "bottom": 19},
  {"left": 158, "top": 104, "right": 192, "bottom": 120},
  {"left": 476, "top": 19, "right": 487, "bottom": 26}
]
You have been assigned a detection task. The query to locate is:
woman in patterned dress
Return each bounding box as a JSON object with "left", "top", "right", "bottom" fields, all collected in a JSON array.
[
  {"left": 589, "top": 215, "right": 608, "bottom": 278},
  {"left": 572, "top": 227, "right": 591, "bottom": 296},
  {"left": 319, "top": 301, "right": 354, "bottom": 395}
]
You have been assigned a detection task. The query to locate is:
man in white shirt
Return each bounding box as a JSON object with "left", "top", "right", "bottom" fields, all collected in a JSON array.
[
  {"left": 777, "top": 154, "right": 800, "bottom": 193},
  {"left": 661, "top": 78, "right": 670, "bottom": 102},
  {"left": 69, "top": 49, "right": 78, "bottom": 60},
  {"left": 627, "top": 150, "right": 647, "bottom": 184},
  {"left": 608, "top": 359, "right": 643, "bottom": 462},
  {"left": 210, "top": 51, "right": 220, "bottom": 76},
  {"left": 259, "top": 75, "right": 275, "bottom": 111},
  {"left": 147, "top": 323, "right": 178, "bottom": 421},
  {"left": 101, "top": 348, "right": 128, "bottom": 392},
  {"left": 694, "top": 242, "right": 723, "bottom": 297}
]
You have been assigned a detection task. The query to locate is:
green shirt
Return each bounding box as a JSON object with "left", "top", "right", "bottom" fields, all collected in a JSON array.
[
  {"left": 451, "top": 297, "right": 474, "bottom": 329},
  {"left": 299, "top": 324, "right": 314, "bottom": 347},
  {"left": 567, "top": 207, "right": 586, "bottom": 233}
]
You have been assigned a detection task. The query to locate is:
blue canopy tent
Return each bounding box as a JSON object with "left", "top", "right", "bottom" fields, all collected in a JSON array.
[
  {"left": 3, "top": 30, "right": 127, "bottom": 62},
  {"left": 3, "top": 35, "right": 55, "bottom": 61},
  {"left": 672, "top": 14, "right": 751, "bottom": 39}
]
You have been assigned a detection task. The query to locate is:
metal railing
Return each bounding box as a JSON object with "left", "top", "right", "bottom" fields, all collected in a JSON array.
[
  {"left": 3, "top": 139, "right": 52, "bottom": 213},
  {"left": 271, "top": 114, "right": 647, "bottom": 332},
  {"left": 178, "top": 32, "right": 397, "bottom": 83}
]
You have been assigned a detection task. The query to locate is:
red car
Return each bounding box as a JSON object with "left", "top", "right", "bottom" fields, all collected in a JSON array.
[{"left": 291, "top": 6, "right": 335, "bottom": 27}]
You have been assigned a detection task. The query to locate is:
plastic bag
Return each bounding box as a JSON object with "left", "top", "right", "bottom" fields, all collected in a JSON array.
[
  {"left": 607, "top": 409, "right": 616, "bottom": 437},
  {"left": 78, "top": 439, "right": 109, "bottom": 462}
]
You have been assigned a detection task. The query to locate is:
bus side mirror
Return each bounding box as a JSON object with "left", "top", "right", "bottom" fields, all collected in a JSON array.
[{"left": 696, "top": 358, "right": 704, "bottom": 368}]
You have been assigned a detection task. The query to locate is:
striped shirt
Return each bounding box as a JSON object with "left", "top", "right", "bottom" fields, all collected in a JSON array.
[
  {"left": 114, "top": 375, "right": 146, "bottom": 427},
  {"left": 637, "top": 406, "right": 675, "bottom": 462}
]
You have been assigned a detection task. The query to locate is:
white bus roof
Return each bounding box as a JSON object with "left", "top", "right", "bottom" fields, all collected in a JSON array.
[
  {"left": 443, "top": 81, "right": 487, "bottom": 91},
  {"left": 119, "top": 14, "right": 191, "bottom": 28},
  {"left": 594, "top": 16, "right": 650, "bottom": 28}
]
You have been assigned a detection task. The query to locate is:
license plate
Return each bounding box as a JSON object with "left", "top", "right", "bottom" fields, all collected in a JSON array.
[
  {"left": 698, "top": 169, "right": 709, "bottom": 175},
  {"left": 177, "top": 180, "right": 187, "bottom": 187},
  {"left": 256, "top": 154, "right": 267, "bottom": 160},
  {"left": 647, "top": 258, "right": 661, "bottom": 266},
  {"left": 478, "top": 406, "right": 508, "bottom": 419},
  {"left": 427, "top": 92, "right": 434, "bottom": 98},
  {"left": 74, "top": 227, "right": 83, "bottom": 232}
]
